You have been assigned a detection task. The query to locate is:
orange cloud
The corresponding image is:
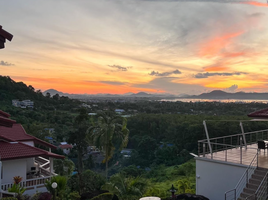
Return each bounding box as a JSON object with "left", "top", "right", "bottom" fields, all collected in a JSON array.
[
  {"left": 203, "top": 66, "right": 229, "bottom": 72},
  {"left": 199, "top": 31, "right": 244, "bottom": 57},
  {"left": 223, "top": 52, "right": 246, "bottom": 58},
  {"left": 242, "top": 1, "right": 268, "bottom": 7}
]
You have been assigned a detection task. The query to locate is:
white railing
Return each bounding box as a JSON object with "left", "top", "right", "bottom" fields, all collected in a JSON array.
[
  {"left": 198, "top": 129, "right": 268, "bottom": 163},
  {"left": 1, "top": 176, "right": 52, "bottom": 191},
  {"left": 225, "top": 152, "right": 258, "bottom": 200},
  {"left": 36, "top": 156, "right": 50, "bottom": 168}
]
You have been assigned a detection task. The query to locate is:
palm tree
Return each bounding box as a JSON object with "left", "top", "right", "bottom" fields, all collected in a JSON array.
[
  {"left": 54, "top": 158, "right": 75, "bottom": 176},
  {"left": 177, "top": 178, "right": 195, "bottom": 194},
  {"left": 102, "top": 173, "right": 147, "bottom": 200},
  {"left": 45, "top": 175, "right": 68, "bottom": 199},
  {"left": 87, "top": 111, "right": 129, "bottom": 179}
]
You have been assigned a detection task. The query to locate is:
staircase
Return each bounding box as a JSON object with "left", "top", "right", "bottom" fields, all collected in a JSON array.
[{"left": 238, "top": 167, "right": 268, "bottom": 200}]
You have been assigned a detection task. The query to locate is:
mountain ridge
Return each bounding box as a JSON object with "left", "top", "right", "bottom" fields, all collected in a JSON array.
[{"left": 43, "top": 88, "right": 268, "bottom": 100}]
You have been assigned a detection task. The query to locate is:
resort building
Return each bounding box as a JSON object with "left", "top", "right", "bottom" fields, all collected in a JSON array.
[{"left": 0, "top": 110, "right": 64, "bottom": 197}]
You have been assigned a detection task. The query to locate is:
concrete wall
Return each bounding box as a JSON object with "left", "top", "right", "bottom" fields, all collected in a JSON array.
[
  {"left": 2, "top": 159, "right": 27, "bottom": 184},
  {"left": 26, "top": 157, "right": 35, "bottom": 172},
  {"left": 195, "top": 158, "right": 247, "bottom": 200},
  {"left": 63, "top": 148, "right": 70, "bottom": 155}
]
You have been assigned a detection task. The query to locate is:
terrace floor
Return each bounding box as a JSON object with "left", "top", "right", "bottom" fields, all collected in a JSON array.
[{"left": 202, "top": 143, "right": 268, "bottom": 168}]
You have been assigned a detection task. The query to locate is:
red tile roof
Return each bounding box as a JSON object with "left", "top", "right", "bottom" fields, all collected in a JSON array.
[
  {"left": 0, "top": 25, "right": 13, "bottom": 41},
  {"left": 0, "top": 141, "right": 64, "bottom": 161},
  {"left": 0, "top": 124, "right": 57, "bottom": 149},
  {"left": 248, "top": 108, "right": 268, "bottom": 119},
  {"left": 0, "top": 110, "right": 11, "bottom": 118},
  {"left": 0, "top": 116, "right": 16, "bottom": 127},
  {"left": 0, "top": 110, "right": 15, "bottom": 127},
  {"left": 59, "top": 144, "right": 73, "bottom": 149}
]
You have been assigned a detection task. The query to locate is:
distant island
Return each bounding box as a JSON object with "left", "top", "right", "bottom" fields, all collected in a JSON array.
[{"left": 43, "top": 89, "right": 268, "bottom": 100}]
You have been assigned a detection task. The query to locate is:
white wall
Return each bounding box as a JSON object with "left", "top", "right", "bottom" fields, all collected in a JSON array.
[
  {"left": 26, "top": 157, "right": 35, "bottom": 172},
  {"left": 21, "top": 141, "right": 34, "bottom": 147},
  {"left": 2, "top": 159, "right": 27, "bottom": 184},
  {"left": 63, "top": 148, "right": 70, "bottom": 155},
  {"left": 195, "top": 158, "right": 247, "bottom": 200}
]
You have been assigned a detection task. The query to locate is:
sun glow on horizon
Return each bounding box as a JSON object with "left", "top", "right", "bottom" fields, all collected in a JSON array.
[{"left": 1, "top": 0, "right": 268, "bottom": 95}]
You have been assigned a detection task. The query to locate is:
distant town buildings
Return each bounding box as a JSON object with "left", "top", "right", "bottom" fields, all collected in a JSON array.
[
  {"left": 12, "top": 99, "right": 34, "bottom": 108},
  {"left": 115, "top": 109, "right": 125, "bottom": 114},
  {"left": 81, "top": 103, "right": 91, "bottom": 108}
]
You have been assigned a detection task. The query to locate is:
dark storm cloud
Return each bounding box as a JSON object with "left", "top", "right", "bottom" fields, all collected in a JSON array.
[
  {"left": 194, "top": 72, "right": 247, "bottom": 78},
  {"left": 108, "top": 65, "right": 132, "bottom": 71},
  {"left": 149, "top": 69, "right": 181, "bottom": 76},
  {"left": 0, "top": 60, "right": 14, "bottom": 66}
]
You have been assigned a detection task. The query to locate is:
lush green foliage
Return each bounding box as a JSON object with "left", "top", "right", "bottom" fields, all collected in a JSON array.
[
  {"left": 45, "top": 176, "right": 68, "bottom": 199},
  {"left": 90, "top": 193, "right": 114, "bottom": 200},
  {"left": 67, "top": 170, "right": 106, "bottom": 194},
  {"left": 54, "top": 159, "right": 75, "bottom": 176},
  {"left": 87, "top": 111, "right": 129, "bottom": 179},
  {"left": 7, "top": 184, "right": 26, "bottom": 195},
  {"left": 102, "top": 173, "right": 147, "bottom": 200}
]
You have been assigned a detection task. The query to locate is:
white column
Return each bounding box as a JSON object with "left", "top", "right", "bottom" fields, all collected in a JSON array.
[
  {"left": 49, "top": 148, "right": 51, "bottom": 152},
  {"left": 240, "top": 121, "right": 247, "bottom": 149},
  {"left": 49, "top": 158, "right": 54, "bottom": 175},
  {"left": 203, "top": 120, "right": 212, "bottom": 155}
]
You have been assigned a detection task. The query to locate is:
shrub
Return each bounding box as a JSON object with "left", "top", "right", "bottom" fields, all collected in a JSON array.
[
  {"left": 90, "top": 193, "right": 114, "bottom": 200},
  {"left": 69, "top": 191, "right": 80, "bottom": 200},
  {"left": 68, "top": 170, "right": 105, "bottom": 193},
  {"left": 38, "top": 192, "right": 52, "bottom": 200}
]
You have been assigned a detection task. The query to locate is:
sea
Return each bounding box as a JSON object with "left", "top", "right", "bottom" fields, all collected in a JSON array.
[{"left": 159, "top": 98, "right": 268, "bottom": 103}]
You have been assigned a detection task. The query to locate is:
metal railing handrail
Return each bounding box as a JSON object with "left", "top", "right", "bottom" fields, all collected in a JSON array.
[
  {"left": 245, "top": 171, "right": 268, "bottom": 200},
  {"left": 235, "top": 152, "right": 258, "bottom": 189},
  {"left": 198, "top": 129, "right": 268, "bottom": 143},
  {"left": 225, "top": 152, "right": 258, "bottom": 200}
]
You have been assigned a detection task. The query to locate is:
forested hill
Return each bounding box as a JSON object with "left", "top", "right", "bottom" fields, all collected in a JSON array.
[{"left": 0, "top": 75, "right": 80, "bottom": 110}]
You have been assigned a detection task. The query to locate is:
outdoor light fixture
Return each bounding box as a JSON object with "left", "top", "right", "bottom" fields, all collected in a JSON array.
[
  {"left": 52, "top": 182, "right": 57, "bottom": 189},
  {"left": 170, "top": 184, "right": 177, "bottom": 199},
  {"left": 52, "top": 182, "right": 57, "bottom": 200},
  {"left": 0, "top": 25, "right": 13, "bottom": 49}
]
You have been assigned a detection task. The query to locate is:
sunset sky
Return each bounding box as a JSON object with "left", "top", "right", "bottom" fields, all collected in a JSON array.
[{"left": 1, "top": 0, "right": 268, "bottom": 95}]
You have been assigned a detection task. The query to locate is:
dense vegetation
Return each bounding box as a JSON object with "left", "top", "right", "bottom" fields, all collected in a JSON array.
[{"left": 1, "top": 75, "right": 268, "bottom": 199}]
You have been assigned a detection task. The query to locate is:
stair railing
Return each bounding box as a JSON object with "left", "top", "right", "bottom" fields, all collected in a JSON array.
[
  {"left": 225, "top": 151, "right": 258, "bottom": 200},
  {"left": 245, "top": 171, "right": 268, "bottom": 200}
]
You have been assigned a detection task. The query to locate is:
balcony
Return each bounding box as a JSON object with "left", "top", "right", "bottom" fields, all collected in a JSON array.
[
  {"left": 1, "top": 156, "right": 57, "bottom": 196},
  {"left": 198, "top": 129, "right": 268, "bottom": 168}
]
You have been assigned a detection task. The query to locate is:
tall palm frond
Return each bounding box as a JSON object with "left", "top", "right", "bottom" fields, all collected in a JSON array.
[{"left": 86, "top": 111, "right": 129, "bottom": 179}]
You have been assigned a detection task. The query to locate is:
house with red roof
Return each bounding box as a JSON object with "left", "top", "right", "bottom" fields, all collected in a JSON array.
[
  {"left": 58, "top": 142, "right": 73, "bottom": 155},
  {"left": 0, "top": 110, "right": 64, "bottom": 196}
]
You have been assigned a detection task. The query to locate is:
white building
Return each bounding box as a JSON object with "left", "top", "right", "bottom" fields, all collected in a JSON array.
[
  {"left": 12, "top": 99, "right": 34, "bottom": 108},
  {"left": 196, "top": 108, "right": 268, "bottom": 200},
  {"left": 0, "top": 110, "right": 64, "bottom": 197},
  {"left": 115, "top": 109, "right": 125, "bottom": 114},
  {"left": 58, "top": 142, "right": 73, "bottom": 155}
]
